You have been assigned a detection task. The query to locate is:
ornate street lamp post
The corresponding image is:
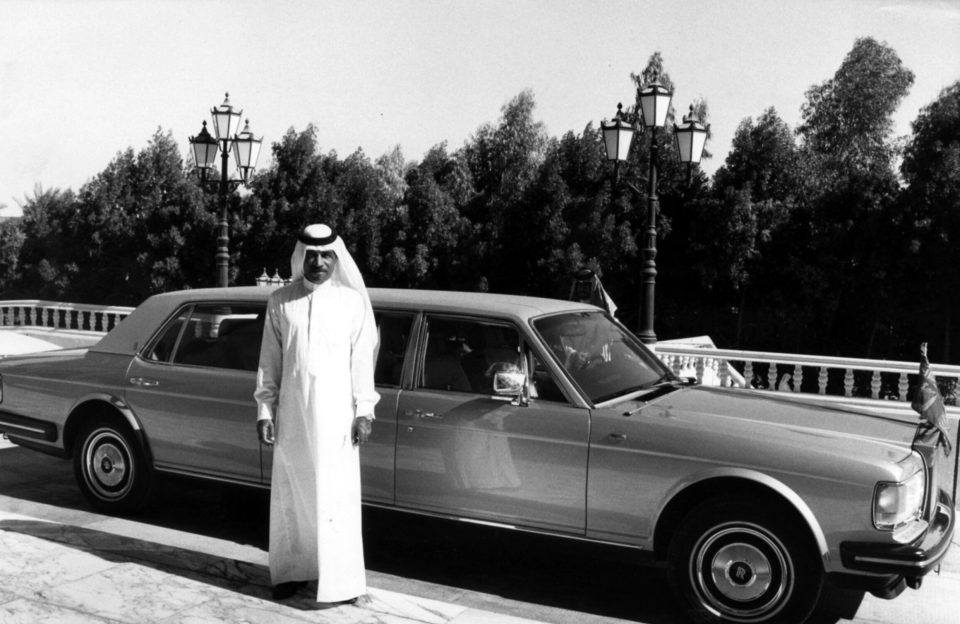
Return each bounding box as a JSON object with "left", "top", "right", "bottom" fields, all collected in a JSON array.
[
  {"left": 601, "top": 80, "right": 707, "bottom": 344},
  {"left": 189, "top": 93, "right": 262, "bottom": 288}
]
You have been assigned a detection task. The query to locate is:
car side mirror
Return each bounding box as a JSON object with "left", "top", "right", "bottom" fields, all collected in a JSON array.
[
  {"left": 493, "top": 368, "right": 529, "bottom": 407},
  {"left": 494, "top": 369, "right": 526, "bottom": 395}
]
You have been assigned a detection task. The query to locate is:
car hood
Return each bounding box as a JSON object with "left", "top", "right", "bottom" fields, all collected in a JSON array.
[{"left": 632, "top": 384, "right": 919, "bottom": 475}]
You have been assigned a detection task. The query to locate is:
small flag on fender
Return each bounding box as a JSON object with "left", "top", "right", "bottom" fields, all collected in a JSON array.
[{"left": 911, "top": 342, "right": 953, "bottom": 456}]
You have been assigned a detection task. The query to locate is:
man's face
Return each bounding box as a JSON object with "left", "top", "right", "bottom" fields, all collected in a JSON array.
[{"left": 303, "top": 249, "right": 338, "bottom": 284}]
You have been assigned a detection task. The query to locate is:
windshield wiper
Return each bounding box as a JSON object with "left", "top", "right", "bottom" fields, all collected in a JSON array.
[{"left": 621, "top": 379, "right": 684, "bottom": 416}]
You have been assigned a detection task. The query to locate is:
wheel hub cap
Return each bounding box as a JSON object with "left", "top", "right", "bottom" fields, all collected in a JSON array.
[
  {"left": 92, "top": 443, "right": 126, "bottom": 487},
  {"left": 712, "top": 543, "right": 771, "bottom": 601},
  {"left": 692, "top": 523, "right": 793, "bottom": 621}
]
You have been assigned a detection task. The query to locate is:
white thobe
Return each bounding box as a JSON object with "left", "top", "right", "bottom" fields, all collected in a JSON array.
[{"left": 254, "top": 278, "right": 379, "bottom": 602}]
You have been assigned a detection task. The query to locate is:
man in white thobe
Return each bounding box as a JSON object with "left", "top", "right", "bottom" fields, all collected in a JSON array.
[{"left": 254, "top": 223, "right": 379, "bottom": 603}]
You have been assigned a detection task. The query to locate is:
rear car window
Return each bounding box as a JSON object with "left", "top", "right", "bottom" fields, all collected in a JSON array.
[{"left": 145, "top": 303, "right": 265, "bottom": 372}]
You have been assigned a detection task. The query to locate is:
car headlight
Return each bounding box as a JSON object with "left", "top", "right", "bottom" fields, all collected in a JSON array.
[{"left": 873, "top": 453, "right": 926, "bottom": 530}]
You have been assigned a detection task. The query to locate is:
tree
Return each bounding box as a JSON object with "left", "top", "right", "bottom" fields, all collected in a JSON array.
[
  {"left": 462, "top": 90, "right": 549, "bottom": 291},
  {"left": 71, "top": 129, "right": 208, "bottom": 304},
  {"left": 898, "top": 81, "right": 960, "bottom": 360},
  {"left": 714, "top": 108, "right": 800, "bottom": 202},
  {"left": 0, "top": 218, "right": 25, "bottom": 295},
  {"left": 386, "top": 143, "right": 473, "bottom": 288},
  {"left": 14, "top": 132, "right": 207, "bottom": 305},
  {"left": 794, "top": 37, "right": 915, "bottom": 356},
  {"left": 15, "top": 186, "right": 79, "bottom": 300},
  {"left": 704, "top": 109, "right": 799, "bottom": 346},
  {"left": 798, "top": 37, "right": 914, "bottom": 175}
]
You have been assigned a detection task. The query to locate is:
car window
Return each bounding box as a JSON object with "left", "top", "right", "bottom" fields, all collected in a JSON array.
[
  {"left": 533, "top": 311, "right": 666, "bottom": 403},
  {"left": 155, "top": 304, "right": 265, "bottom": 372},
  {"left": 145, "top": 309, "right": 189, "bottom": 363},
  {"left": 374, "top": 312, "right": 414, "bottom": 387},
  {"left": 420, "top": 316, "right": 520, "bottom": 394}
]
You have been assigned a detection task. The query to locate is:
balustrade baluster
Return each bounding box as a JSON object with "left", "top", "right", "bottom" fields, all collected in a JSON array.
[
  {"left": 844, "top": 369, "right": 854, "bottom": 397},
  {"left": 870, "top": 370, "right": 881, "bottom": 400},
  {"left": 898, "top": 373, "right": 909, "bottom": 401},
  {"left": 744, "top": 361, "right": 754, "bottom": 388},
  {"left": 768, "top": 363, "right": 778, "bottom": 390},
  {"left": 818, "top": 367, "right": 828, "bottom": 394},
  {"left": 695, "top": 357, "right": 705, "bottom": 383},
  {"left": 793, "top": 364, "right": 803, "bottom": 393}
]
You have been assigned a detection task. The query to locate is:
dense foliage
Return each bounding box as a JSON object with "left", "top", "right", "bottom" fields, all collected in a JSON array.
[{"left": 4, "top": 39, "right": 959, "bottom": 362}]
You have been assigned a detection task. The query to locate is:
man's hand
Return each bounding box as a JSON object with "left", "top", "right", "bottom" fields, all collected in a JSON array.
[
  {"left": 257, "top": 419, "right": 275, "bottom": 445},
  {"left": 352, "top": 415, "right": 373, "bottom": 446}
]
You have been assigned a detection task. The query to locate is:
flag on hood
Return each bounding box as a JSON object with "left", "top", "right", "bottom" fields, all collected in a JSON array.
[{"left": 911, "top": 342, "right": 953, "bottom": 456}]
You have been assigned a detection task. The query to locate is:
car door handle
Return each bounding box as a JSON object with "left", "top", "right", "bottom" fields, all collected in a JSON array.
[
  {"left": 404, "top": 409, "right": 440, "bottom": 419},
  {"left": 607, "top": 433, "right": 627, "bottom": 442},
  {"left": 129, "top": 377, "right": 160, "bottom": 387}
]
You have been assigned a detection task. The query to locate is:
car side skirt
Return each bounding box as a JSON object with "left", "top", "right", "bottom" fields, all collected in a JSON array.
[{"left": 0, "top": 410, "right": 57, "bottom": 442}]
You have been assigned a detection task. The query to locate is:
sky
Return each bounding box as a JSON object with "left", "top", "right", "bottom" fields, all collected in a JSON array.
[{"left": 1, "top": 0, "right": 958, "bottom": 217}]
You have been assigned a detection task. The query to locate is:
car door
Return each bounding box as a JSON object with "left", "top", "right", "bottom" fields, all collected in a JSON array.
[
  {"left": 395, "top": 314, "right": 590, "bottom": 534},
  {"left": 124, "top": 302, "right": 264, "bottom": 484},
  {"left": 259, "top": 309, "right": 415, "bottom": 504}
]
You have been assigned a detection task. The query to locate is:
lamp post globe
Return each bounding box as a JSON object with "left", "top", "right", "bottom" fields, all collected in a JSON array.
[
  {"left": 189, "top": 121, "right": 219, "bottom": 182},
  {"left": 232, "top": 119, "right": 263, "bottom": 184},
  {"left": 601, "top": 103, "right": 637, "bottom": 180},
  {"left": 210, "top": 93, "right": 243, "bottom": 143},
  {"left": 674, "top": 104, "right": 709, "bottom": 165}
]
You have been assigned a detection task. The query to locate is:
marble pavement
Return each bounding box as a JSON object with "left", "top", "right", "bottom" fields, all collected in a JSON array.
[{"left": 0, "top": 465, "right": 546, "bottom": 624}]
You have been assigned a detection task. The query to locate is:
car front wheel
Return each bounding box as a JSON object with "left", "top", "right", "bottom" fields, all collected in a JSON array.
[
  {"left": 73, "top": 416, "right": 152, "bottom": 514},
  {"left": 667, "top": 498, "right": 823, "bottom": 624}
]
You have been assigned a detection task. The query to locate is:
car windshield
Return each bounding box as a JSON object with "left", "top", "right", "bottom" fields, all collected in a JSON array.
[{"left": 533, "top": 311, "right": 671, "bottom": 404}]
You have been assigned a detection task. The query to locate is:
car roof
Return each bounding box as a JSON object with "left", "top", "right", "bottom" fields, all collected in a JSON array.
[{"left": 94, "top": 285, "right": 599, "bottom": 356}]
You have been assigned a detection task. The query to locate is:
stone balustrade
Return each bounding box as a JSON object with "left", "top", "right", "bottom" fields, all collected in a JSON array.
[
  {"left": 656, "top": 335, "right": 960, "bottom": 406},
  {"left": 0, "top": 300, "right": 134, "bottom": 334}
]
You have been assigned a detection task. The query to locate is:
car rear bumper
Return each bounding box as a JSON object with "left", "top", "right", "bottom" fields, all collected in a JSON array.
[{"left": 840, "top": 491, "right": 954, "bottom": 578}]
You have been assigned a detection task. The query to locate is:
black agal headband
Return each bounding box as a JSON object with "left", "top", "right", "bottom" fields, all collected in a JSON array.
[{"left": 297, "top": 228, "right": 338, "bottom": 246}]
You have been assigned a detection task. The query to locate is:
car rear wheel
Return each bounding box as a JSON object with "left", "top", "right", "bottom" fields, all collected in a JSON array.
[
  {"left": 667, "top": 498, "right": 822, "bottom": 624},
  {"left": 73, "top": 416, "right": 152, "bottom": 514}
]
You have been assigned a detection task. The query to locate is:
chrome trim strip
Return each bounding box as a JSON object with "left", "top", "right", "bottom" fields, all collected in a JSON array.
[
  {"left": 851, "top": 554, "right": 940, "bottom": 569},
  {"left": 153, "top": 465, "right": 267, "bottom": 489},
  {"left": 0, "top": 419, "right": 46, "bottom": 435},
  {"left": 362, "top": 502, "right": 645, "bottom": 551},
  {"left": 457, "top": 517, "right": 517, "bottom": 530}
]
